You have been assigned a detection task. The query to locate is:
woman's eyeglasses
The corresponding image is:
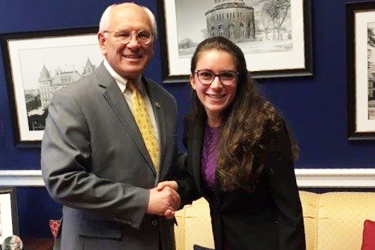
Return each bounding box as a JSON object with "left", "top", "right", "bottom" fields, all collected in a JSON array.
[{"left": 194, "top": 70, "right": 238, "bottom": 86}]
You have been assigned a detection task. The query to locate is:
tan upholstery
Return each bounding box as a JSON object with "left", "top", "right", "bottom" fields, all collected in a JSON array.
[
  {"left": 175, "top": 198, "right": 215, "bottom": 250},
  {"left": 299, "top": 191, "right": 318, "bottom": 250},
  {"left": 313, "top": 192, "right": 375, "bottom": 250},
  {"left": 174, "top": 191, "right": 375, "bottom": 250}
]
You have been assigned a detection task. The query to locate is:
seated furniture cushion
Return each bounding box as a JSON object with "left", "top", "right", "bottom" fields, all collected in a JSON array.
[
  {"left": 361, "top": 219, "right": 375, "bottom": 250},
  {"left": 175, "top": 191, "right": 375, "bottom": 250},
  {"left": 316, "top": 192, "right": 375, "bottom": 250},
  {"left": 175, "top": 198, "right": 215, "bottom": 250},
  {"left": 299, "top": 191, "right": 318, "bottom": 250}
]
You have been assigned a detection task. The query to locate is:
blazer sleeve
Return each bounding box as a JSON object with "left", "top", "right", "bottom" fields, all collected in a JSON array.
[
  {"left": 264, "top": 120, "right": 306, "bottom": 250},
  {"left": 172, "top": 116, "right": 202, "bottom": 206},
  {"left": 41, "top": 91, "right": 149, "bottom": 229}
]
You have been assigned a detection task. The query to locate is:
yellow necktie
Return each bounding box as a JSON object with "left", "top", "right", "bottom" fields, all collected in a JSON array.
[{"left": 128, "top": 82, "right": 160, "bottom": 171}]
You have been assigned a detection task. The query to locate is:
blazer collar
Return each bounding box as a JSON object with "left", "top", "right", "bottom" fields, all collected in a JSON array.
[{"left": 192, "top": 121, "right": 205, "bottom": 193}]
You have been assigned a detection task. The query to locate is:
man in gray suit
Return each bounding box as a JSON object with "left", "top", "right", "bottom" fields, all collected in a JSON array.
[{"left": 41, "top": 3, "right": 183, "bottom": 250}]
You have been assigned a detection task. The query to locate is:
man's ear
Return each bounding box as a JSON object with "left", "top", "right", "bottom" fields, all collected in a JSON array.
[{"left": 98, "top": 32, "right": 107, "bottom": 56}]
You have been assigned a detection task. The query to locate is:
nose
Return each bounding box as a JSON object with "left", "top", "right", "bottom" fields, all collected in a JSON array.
[
  {"left": 127, "top": 33, "right": 140, "bottom": 49},
  {"left": 210, "top": 75, "right": 223, "bottom": 90}
]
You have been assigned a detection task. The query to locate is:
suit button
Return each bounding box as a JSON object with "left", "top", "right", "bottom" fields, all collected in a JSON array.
[{"left": 151, "top": 220, "right": 158, "bottom": 226}]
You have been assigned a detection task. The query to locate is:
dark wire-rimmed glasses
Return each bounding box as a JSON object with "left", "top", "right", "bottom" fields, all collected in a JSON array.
[
  {"left": 103, "top": 29, "right": 154, "bottom": 45},
  {"left": 194, "top": 70, "right": 239, "bottom": 86}
]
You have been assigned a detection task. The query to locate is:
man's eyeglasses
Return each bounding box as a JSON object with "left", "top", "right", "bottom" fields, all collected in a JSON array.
[
  {"left": 195, "top": 70, "right": 238, "bottom": 86},
  {"left": 103, "top": 30, "right": 153, "bottom": 45}
]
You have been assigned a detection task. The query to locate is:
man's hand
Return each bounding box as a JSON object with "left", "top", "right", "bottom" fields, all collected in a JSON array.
[
  {"left": 156, "top": 181, "right": 178, "bottom": 192},
  {"left": 147, "top": 185, "right": 181, "bottom": 219},
  {"left": 156, "top": 181, "right": 180, "bottom": 219}
]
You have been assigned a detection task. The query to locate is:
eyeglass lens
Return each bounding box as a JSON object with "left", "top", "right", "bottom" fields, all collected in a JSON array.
[
  {"left": 115, "top": 30, "right": 152, "bottom": 45},
  {"left": 196, "top": 70, "right": 237, "bottom": 85}
]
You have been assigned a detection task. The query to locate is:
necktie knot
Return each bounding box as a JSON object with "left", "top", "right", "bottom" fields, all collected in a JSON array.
[{"left": 127, "top": 80, "right": 138, "bottom": 93}]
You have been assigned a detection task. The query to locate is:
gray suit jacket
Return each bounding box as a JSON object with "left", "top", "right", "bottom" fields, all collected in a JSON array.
[{"left": 41, "top": 63, "right": 182, "bottom": 250}]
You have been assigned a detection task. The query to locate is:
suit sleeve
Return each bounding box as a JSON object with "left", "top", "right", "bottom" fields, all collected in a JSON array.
[
  {"left": 265, "top": 120, "right": 306, "bottom": 250},
  {"left": 41, "top": 91, "right": 149, "bottom": 229}
]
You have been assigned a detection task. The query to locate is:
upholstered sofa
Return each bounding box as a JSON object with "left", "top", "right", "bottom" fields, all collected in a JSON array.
[{"left": 174, "top": 191, "right": 375, "bottom": 250}]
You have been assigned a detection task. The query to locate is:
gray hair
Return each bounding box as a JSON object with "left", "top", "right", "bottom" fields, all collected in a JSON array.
[{"left": 98, "top": 3, "right": 158, "bottom": 39}]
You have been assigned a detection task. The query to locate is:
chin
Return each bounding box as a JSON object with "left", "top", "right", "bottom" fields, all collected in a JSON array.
[
  {"left": 206, "top": 106, "right": 226, "bottom": 115},
  {"left": 119, "top": 67, "right": 144, "bottom": 78}
]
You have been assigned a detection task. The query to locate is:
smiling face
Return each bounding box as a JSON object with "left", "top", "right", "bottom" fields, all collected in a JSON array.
[
  {"left": 190, "top": 49, "right": 238, "bottom": 126},
  {"left": 98, "top": 3, "right": 154, "bottom": 80}
]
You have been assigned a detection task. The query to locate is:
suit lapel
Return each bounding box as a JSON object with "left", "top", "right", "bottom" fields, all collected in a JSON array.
[
  {"left": 96, "top": 64, "right": 156, "bottom": 174},
  {"left": 192, "top": 121, "right": 204, "bottom": 193}
]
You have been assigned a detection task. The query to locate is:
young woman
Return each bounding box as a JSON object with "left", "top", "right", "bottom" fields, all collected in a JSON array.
[{"left": 175, "top": 36, "right": 306, "bottom": 250}]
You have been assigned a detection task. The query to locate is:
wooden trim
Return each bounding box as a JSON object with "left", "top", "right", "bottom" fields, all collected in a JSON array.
[{"left": 1, "top": 169, "right": 375, "bottom": 188}]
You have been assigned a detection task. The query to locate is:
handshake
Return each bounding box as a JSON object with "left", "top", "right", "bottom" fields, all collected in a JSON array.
[{"left": 146, "top": 181, "right": 180, "bottom": 219}]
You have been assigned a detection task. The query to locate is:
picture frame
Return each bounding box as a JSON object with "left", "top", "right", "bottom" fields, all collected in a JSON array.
[
  {"left": 0, "top": 187, "right": 18, "bottom": 244},
  {"left": 347, "top": 1, "right": 375, "bottom": 140},
  {"left": 1, "top": 27, "right": 104, "bottom": 147},
  {"left": 157, "top": 0, "right": 313, "bottom": 83}
]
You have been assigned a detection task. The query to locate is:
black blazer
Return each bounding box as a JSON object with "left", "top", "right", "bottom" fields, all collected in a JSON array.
[{"left": 178, "top": 115, "right": 306, "bottom": 250}]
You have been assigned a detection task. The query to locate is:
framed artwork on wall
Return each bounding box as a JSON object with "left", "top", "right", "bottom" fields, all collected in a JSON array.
[
  {"left": 1, "top": 27, "right": 104, "bottom": 147},
  {"left": 347, "top": 1, "right": 375, "bottom": 140},
  {"left": 157, "top": 0, "right": 313, "bottom": 83},
  {"left": 0, "top": 187, "right": 18, "bottom": 244}
]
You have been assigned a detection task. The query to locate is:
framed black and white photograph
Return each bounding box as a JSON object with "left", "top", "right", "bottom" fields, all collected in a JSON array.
[
  {"left": 0, "top": 187, "right": 18, "bottom": 244},
  {"left": 1, "top": 27, "right": 104, "bottom": 147},
  {"left": 157, "top": 0, "right": 313, "bottom": 83},
  {"left": 347, "top": 2, "right": 375, "bottom": 140}
]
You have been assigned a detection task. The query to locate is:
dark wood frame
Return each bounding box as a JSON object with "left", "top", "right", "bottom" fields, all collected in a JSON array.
[
  {"left": 0, "top": 27, "right": 99, "bottom": 147},
  {"left": 157, "top": 0, "right": 313, "bottom": 83},
  {"left": 347, "top": 1, "right": 375, "bottom": 140}
]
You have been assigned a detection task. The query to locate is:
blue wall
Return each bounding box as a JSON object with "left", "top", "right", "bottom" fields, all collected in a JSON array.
[{"left": 0, "top": 0, "right": 374, "bottom": 237}]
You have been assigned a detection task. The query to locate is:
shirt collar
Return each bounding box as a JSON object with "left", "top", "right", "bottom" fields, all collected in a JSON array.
[{"left": 103, "top": 59, "right": 144, "bottom": 94}]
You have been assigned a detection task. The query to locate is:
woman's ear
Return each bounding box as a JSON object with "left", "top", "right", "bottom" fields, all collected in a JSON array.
[{"left": 190, "top": 74, "right": 197, "bottom": 90}]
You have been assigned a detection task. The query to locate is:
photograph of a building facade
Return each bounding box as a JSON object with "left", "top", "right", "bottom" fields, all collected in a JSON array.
[
  {"left": 25, "top": 58, "right": 96, "bottom": 131},
  {"left": 177, "top": 0, "right": 292, "bottom": 56}
]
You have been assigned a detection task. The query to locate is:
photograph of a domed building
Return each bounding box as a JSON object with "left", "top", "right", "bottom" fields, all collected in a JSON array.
[{"left": 176, "top": 0, "right": 292, "bottom": 56}]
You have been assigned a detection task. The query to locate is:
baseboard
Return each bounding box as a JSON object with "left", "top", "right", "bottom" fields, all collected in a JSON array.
[{"left": 1, "top": 169, "right": 375, "bottom": 188}]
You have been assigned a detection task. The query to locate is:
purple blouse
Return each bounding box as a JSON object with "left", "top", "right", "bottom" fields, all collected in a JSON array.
[
  {"left": 201, "top": 124, "right": 231, "bottom": 250},
  {"left": 201, "top": 124, "right": 221, "bottom": 192}
]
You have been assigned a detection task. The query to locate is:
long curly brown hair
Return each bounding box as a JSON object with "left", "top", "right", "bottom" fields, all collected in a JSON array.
[{"left": 189, "top": 37, "right": 299, "bottom": 192}]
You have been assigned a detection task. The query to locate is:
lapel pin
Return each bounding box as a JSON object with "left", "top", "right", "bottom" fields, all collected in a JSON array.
[{"left": 155, "top": 102, "right": 161, "bottom": 108}]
